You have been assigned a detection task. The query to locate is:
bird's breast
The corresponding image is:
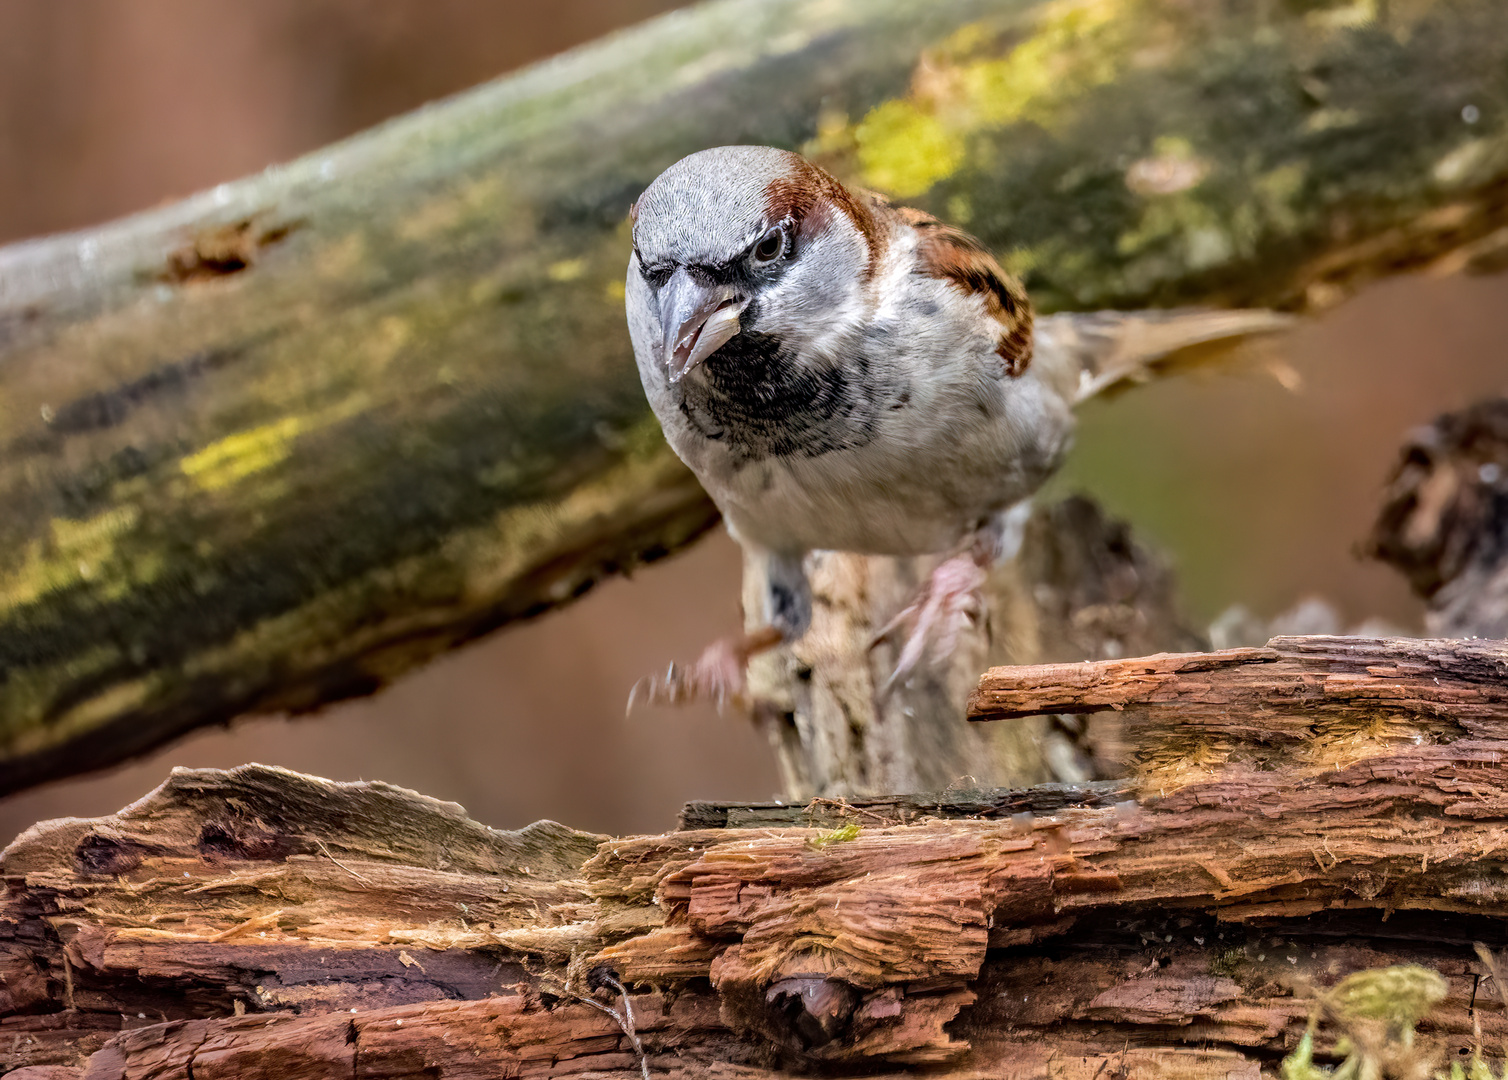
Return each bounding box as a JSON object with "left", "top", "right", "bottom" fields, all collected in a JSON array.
[{"left": 671, "top": 330, "right": 897, "bottom": 464}]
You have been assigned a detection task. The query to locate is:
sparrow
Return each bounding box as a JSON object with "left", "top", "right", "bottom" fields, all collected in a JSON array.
[{"left": 625, "top": 145, "right": 1289, "bottom": 706}]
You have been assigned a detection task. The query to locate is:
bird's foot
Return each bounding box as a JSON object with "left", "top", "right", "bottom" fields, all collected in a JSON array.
[
  {"left": 629, "top": 626, "right": 784, "bottom": 713},
  {"left": 870, "top": 552, "right": 988, "bottom": 696}
]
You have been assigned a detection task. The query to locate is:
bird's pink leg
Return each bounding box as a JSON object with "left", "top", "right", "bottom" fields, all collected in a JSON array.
[
  {"left": 871, "top": 548, "right": 989, "bottom": 696},
  {"left": 629, "top": 625, "right": 785, "bottom": 713}
]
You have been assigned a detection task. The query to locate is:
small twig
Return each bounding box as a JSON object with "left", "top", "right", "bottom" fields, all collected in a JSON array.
[
  {"left": 804, "top": 796, "right": 892, "bottom": 826},
  {"left": 575, "top": 984, "right": 649, "bottom": 1080},
  {"left": 208, "top": 909, "right": 284, "bottom": 942},
  {"left": 1475, "top": 942, "right": 1508, "bottom": 1009},
  {"left": 183, "top": 867, "right": 288, "bottom": 894},
  {"left": 397, "top": 950, "right": 428, "bottom": 975},
  {"left": 1471, "top": 939, "right": 1508, "bottom": 1061},
  {"left": 61, "top": 948, "right": 75, "bottom": 1010},
  {"left": 559, "top": 959, "right": 650, "bottom": 1080},
  {"left": 308, "top": 837, "right": 371, "bottom": 885}
]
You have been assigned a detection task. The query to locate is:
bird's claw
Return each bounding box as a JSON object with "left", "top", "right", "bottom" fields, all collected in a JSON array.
[
  {"left": 626, "top": 637, "right": 752, "bottom": 715},
  {"left": 869, "top": 553, "right": 988, "bottom": 697}
]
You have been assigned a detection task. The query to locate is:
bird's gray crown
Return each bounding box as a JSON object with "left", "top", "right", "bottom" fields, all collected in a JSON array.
[{"left": 633, "top": 146, "right": 803, "bottom": 268}]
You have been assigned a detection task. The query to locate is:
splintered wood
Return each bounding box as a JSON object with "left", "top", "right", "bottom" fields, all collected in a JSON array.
[
  {"left": 5, "top": 637, "right": 1508, "bottom": 1077},
  {"left": 967, "top": 636, "right": 1508, "bottom": 729},
  {"left": 969, "top": 635, "right": 1508, "bottom": 789}
]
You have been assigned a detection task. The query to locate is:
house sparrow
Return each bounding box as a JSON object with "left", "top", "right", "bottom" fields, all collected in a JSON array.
[{"left": 626, "top": 145, "right": 1290, "bottom": 705}]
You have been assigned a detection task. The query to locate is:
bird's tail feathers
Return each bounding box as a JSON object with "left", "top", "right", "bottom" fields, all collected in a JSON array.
[{"left": 1035, "top": 308, "right": 1299, "bottom": 406}]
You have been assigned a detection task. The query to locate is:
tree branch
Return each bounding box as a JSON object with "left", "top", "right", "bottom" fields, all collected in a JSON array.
[{"left": 4, "top": 0, "right": 1508, "bottom": 794}]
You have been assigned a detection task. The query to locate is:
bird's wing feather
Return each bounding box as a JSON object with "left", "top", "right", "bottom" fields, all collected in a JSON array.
[
  {"left": 1033, "top": 308, "right": 1300, "bottom": 405},
  {"left": 894, "top": 206, "right": 1034, "bottom": 379}
]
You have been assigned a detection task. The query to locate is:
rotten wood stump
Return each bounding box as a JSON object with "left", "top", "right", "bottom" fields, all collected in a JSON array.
[
  {"left": 5, "top": 635, "right": 1508, "bottom": 1077},
  {"left": 750, "top": 493, "right": 1206, "bottom": 801}
]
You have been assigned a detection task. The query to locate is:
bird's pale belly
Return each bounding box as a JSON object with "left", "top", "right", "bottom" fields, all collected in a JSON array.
[
  {"left": 707, "top": 445, "right": 1010, "bottom": 557},
  {"left": 656, "top": 346, "right": 1075, "bottom": 558}
]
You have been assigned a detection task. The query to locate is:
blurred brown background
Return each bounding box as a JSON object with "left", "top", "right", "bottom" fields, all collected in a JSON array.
[{"left": 0, "top": 0, "right": 1504, "bottom": 843}]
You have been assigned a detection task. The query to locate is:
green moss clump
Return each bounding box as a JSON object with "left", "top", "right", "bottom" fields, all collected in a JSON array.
[
  {"left": 808, "top": 824, "right": 863, "bottom": 849},
  {"left": 1278, "top": 964, "right": 1452, "bottom": 1079}
]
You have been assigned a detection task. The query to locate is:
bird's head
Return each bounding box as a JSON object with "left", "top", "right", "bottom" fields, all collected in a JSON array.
[{"left": 628, "top": 146, "right": 877, "bottom": 383}]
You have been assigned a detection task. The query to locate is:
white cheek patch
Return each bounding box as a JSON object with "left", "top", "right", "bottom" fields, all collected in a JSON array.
[{"left": 753, "top": 227, "right": 869, "bottom": 360}]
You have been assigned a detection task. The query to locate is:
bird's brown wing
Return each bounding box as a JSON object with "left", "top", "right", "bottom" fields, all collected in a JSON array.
[
  {"left": 1037, "top": 308, "right": 1298, "bottom": 404},
  {"left": 894, "top": 205, "right": 1033, "bottom": 378}
]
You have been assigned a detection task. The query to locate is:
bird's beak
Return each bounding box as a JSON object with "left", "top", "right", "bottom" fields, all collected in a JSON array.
[{"left": 659, "top": 268, "right": 747, "bottom": 383}]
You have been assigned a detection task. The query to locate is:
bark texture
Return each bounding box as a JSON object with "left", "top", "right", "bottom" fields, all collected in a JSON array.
[
  {"left": 5, "top": 0, "right": 1508, "bottom": 795},
  {"left": 6, "top": 635, "right": 1508, "bottom": 1078},
  {"left": 969, "top": 634, "right": 1508, "bottom": 789}
]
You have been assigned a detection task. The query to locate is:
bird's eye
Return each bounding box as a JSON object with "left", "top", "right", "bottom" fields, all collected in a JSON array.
[
  {"left": 639, "top": 260, "right": 674, "bottom": 288},
  {"left": 753, "top": 227, "right": 784, "bottom": 263}
]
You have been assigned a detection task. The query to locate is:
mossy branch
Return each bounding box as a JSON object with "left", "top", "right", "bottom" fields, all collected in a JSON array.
[{"left": 3, "top": 0, "right": 1508, "bottom": 793}]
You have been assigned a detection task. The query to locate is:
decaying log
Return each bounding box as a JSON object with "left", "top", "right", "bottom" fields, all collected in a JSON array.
[
  {"left": 1369, "top": 397, "right": 1508, "bottom": 640},
  {"left": 6, "top": 0, "right": 1508, "bottom": 796},
  {"left": 7, "top": 635, "right": 1508, "bottom": 1078}
]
